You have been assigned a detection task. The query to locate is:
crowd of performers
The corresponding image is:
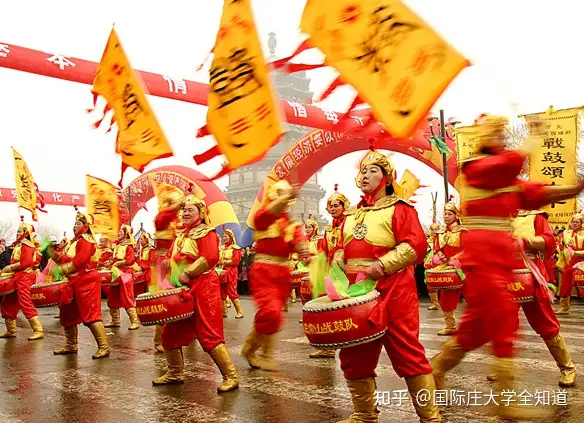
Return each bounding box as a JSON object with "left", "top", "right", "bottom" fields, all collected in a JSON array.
[{"left": 1, "top": 114, "right": 584, "bottom": 422}]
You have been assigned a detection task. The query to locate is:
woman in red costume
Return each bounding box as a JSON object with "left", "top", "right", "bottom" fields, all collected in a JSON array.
[
  {"left": 555, "top": 211, "right": 584, "bottom": 315},
  {"left": 153, "top": 194, "right": 239, "bottom": 393},
  {"left": 424, "top": 200, "right": 465, "bottom": 336},
  {"left": 0, "top": 218, "right": 44, "bottom": 341},
  {"left": 431, "top": 115, "right": 584, "bottom": 420},
  {"left": 241, "top": 180, "right": 308, "bottom": 372},
  {"left": 219, "top": 228, "right": 244, "bottom": 319},
  {"left": 104, "top": 225, "right": 140, "bottom": 330},
  {"left": 97, "top": 238, "right": 113, "bottom": 268},
  {"left": 482, "top": 209, "right": 576, "bottom": 387},
  {"left": 308, "top": 184, "right": 350, "bottom": 360},
  {"left": 52, "top": 209, "right": 110, "bottom": 359},
  {"left": 334, "top": 146, "right": 440, "bottom": 423}
]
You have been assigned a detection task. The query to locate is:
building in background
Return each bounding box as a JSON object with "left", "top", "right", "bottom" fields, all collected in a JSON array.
[{"left": 224, "top": 33, "right": 326, "bottom": 230}]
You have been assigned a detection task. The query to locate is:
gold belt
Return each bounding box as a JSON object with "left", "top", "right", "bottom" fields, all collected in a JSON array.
[
  {"left": 463, "top": 216, "right": 513, "bottom": 232},
  {"left": 254, "top": 254, "right": 289, "bottom": 266},
  {"left": 346, "top": 258, "right": 379, "bottom": 273}
]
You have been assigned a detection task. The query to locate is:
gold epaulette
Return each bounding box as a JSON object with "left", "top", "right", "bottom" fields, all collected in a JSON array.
[
  {"left": 22, "top": 239, "right": 35, "bottom": 248},
  {"left": 82, "top": 233, "right": 96, "bottom": 244},
  {"left": 323, "top": 224, "right": 333, "bottom": 233},
  {"left": 187, "top": 225, "right": 214, "bottom": 240},
  {"left": 345, "top": 195, "right": 411, "bottom": 215}
]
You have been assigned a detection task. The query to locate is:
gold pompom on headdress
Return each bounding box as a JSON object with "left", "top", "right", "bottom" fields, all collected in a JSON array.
[
  {"left": 183, "top": 194, "right": 210, "bottom": 225},
  {"left": 304, "top": 213, "right": 319, "bottom": 236},
  {"left": 356, "top": 139, "right": 405, "bottom": 197},
  {"left": 327, "top": 184, "right": 349, "bottom": 212},
  {"left": 473, "top": 113, "right": 509, "bottom": 150},
  {"left": 139, "top": 230, "right": 152, "bottom": 245},
  {"left": 444, "top": 195, "right": 460, "bottom": 216}
]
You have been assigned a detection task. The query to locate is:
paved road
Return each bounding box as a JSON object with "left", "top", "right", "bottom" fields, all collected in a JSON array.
[{"left": 1, "top": 296, "right": 583, "bottom": 422}]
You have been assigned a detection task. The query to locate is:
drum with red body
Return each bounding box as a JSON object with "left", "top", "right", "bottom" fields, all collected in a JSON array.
[
  {"left": 134, "top": 271, "right": 145, "bottom": 283},
  {"left": 299, "top": 277, "right": 313, "bottom": 305},
  {"left": 573, "top": 268, "right": 584, "bottom": 297},
  {"left": 0, "top": 274, "right": 15, "bottom": 297},
  {"left": 135, "top": 287, "right": 195, "bottom": 326},
  {"left": 291, "top": 268, "right": 309, "bottom": 289},
  {"left": 302, "top": 289, "right": 387, "bottom": 349},
  {"left": 30, "top": 281, "right": 68, "bottom": 307},
  {"left": 507, "top": 268, "right": 536, "bottom": 303},
  {"left": 425, "top": 269, "right": 463, "bottom": 291},
  {"left": 133, "top": 271, "right": 147, "bottom": 297}
]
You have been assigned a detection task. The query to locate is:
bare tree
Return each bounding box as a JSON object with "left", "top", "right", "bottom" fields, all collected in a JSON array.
[
  {"left": 36, "top": 225, "right": 61, "bottom": 241},
  {"left": 0, "top": 220, "right": 16, "bottom": 242}
]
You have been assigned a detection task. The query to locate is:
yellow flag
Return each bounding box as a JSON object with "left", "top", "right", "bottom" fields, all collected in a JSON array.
[
  {"left": 86, "top": 175, "right": 120, "bottom": 240},
  {"left": 198, "top": 0, "right": 284, "bottom": 178},
  {"left": 398, "top": 169, "right": 420, "bottom": 200},
  {"left": 93, "top": 28, "right": 173, "bottom": 185},
  {"left": 12, "top": 148, "right": 45, "bottom": 221},
  {"left": 524, "top": 107, "right": 581, "bottom": 227},
  {"left": 148, "top": 174, "right": 187, "bottom": 212},
  {"left": 300, "top": 0, "right": 469, "bottom": 138}
]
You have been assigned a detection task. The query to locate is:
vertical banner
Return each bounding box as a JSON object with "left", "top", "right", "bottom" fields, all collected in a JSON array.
[
  {"left": 452, "top": 125, "right": 481, "bottom": 195},
  {"left": 12, "top": 148, "right": 46, "bottom": 221},
  {"left": 524, "top": 107, "right": 580, "bottom": 227},
  {"left": 86, "top": 175, "right": 120, "bottom": 240}
]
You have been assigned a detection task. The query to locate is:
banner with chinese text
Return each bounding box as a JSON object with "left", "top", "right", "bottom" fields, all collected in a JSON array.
[
  {"left": 524, "top": 107, "right": 580, "bottom": 227},
  {"left": 195, "top": 0, "right": 284, "bottom": 179},
  {"left": 12, "top": 148, "right": 46, "bottom": 221},
  {"left": 92, "top": 28, "right": 173, "bottom": 185},
  {"left": 298, "top": 0, "right": 469, "bottom": 138},
  {"left": 86, "top": 175, "right": 119, "bottom": 240}
]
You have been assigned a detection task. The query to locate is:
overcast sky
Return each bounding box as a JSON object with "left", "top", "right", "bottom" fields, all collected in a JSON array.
[{"left": 1, "top": 0, "right": 583, "bottom": 239}]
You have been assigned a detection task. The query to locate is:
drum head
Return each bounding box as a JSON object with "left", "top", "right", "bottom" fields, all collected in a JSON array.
[
  {"left": 136, "top": 287, "right": 186, "bottom": 299},
  {"left": 302, "top": 289, "right": 380, "bottom": 312}
]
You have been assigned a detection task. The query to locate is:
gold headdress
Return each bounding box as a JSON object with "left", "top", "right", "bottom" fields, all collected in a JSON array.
[
  {"left": 444, "top": 195, "right": 460, "bottom": 216},
  {"left": 327, "top": 184, "right": 350, "bottom": 213},
  {"left": 139, "top": 231, "right": 152, "bottom": 245},
  {"left": 572, "top": 211, "right": 583, "bottom": 222},
  {"left": 266, "top": 180, "right": 294, "bottom": 203},
  {"left": 17, "top": 216, "right": 34, "bottom": 241},
  {"left": 74, "top": 206, "right": 96, "bottom": 236},
  {"left": 304, "top": 213, "right": 319, "bottom": 236},
  {"left": 183, "top": 194, "right": 210, "bottom": 225},
  {"left": 119, "top": 224, "right": 136, "bottom": 246},
  {"left": 473, "top": 113, "right": 509, "bottom": 150},
  {"left": 356, "top": 141, "right": 404, "bottom": 197}
]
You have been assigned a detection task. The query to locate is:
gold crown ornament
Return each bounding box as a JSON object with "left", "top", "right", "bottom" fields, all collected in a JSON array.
[
  {"left": 74, "top": 206, "right": 96, "bottom": 236},
  {"left": 139, "top": 231, "right": 152, "bottom": 244},
  {"left": 356, "top": 140, "right": 404, "bottom": 197},
  {"left": 17, "top": 216, "right": 35, "bottom": 240},
  {"left": 327, "top": 184, "right": 350, "bottom": 212},
  {"left": 572, "top": 211, "right": 584, "bottom": 222},
  {"left": 119, "top": 224, "right": 136, "bottom": 246},
  {"left": 473, "top": 113, "right": 509, "bottom": 150},
  {"left": 304, "top": 213, "right": 320, "bottom": 236},
  {"left": 444, "top": 195, "right": 460, "bottom": 216},
  {"left": 182, "top": 194, "right": 210, "bottom": 225}
]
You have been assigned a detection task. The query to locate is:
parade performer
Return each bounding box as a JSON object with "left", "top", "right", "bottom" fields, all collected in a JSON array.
[
  {"left": 104, "top": 225, "right": 140, "bottom": 330},
  {"left": 424, "top": 200, "right": 465, "bottom": 336},
  {"left": 97, "top": 238, "right": 113, "bottom": 268},
  {"left": 483, "top": 209, "right": 576, "bottom": 387},
  {"left": 219, "top": 228, "right": 244, "bottom": 319},
  {"left": 333, "top": 146, "right": 440, "bottom": 423},
  {"left": 137, "top": 232, "right": 155, "bottom": 288},
  {"left": 308, "top": 184, "right": 350, "bottom": 360},
  {"left": 555, "top": 212, "right": 584, "bottom": 315},
  {"left": 52, "top": 209, "right": 110, "bottom": 359},
  {"left": 431, "top": 115, "right": 584, "bottom": 419},
  {"left": 425, "top": 223, "right": 441, "bottom": 310},
  {"left": 0, "top": 218, "right": 44, "bottom": 340},
  {"left": 153, "top": 194, "right": 239, "bottom": 393},
  {"left": 241, "top": 180, "right": 308, "bottom": 372}
]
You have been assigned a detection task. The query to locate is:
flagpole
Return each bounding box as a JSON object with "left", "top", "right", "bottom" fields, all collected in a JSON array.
[{"left": 440, "top": 109, "right": 449, "bottom": 203}]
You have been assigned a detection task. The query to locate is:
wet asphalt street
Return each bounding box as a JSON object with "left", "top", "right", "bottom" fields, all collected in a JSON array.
[{"left": 1, "top": 296, "right": 584, "bottom": 423}]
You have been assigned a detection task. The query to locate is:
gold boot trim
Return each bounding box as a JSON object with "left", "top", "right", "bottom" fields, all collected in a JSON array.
[
  {"left": 290, "top": 289, "right": 297, "bottom": 303},
  {"left": 430, "top": 337, "right": 466, "bottom": 390},
  {"left": 437, "top": 311, "right": 456, "bottom": 336},
  {"left": 209, "top": 343, "right": 239, "bottom": 393},
  {"left": 53, "top": 326, "right": 78, "bottom": 354},
  {"left": 126, "top": 307, "right": 141, "bottom": 330},
  {"left": 27, "top": 316, "right": 45, "bottom": 341},
  {"left": 427, "top": 292, "right": 440, "bottom": 310},
  {"left": 486, "top": 373, "right": 497, "bottom": 382},
  {"left": 152, "top": 348, "right": 184, "bottom": 385},
  {"left": 405, "top": 374, "right": 441, "bottom": 422},
  {"left": 225, "top": 298, "right": 232, "bottom": 308},
  {"left": 309, "top": 349, "right": 336, "bottom": 359},
  {"left": 241, "top": 327, "right": 263, "bottom": 369},
  {"left": 544, "top": 333, "right": 577, "bottom": 387},
  {"left": 153, "top": 325, "right": 164, "bottom": 353},
  {"left": 89, "top": 322, "right": 110, "bottom": 359},
  {"left": 0, "top": 318, "right": 17, "bottom": 338},
  {"left": 232, "top": 298, "right": 244, "bottom": 319},
  {"left": 336, "top": 377, "right": 379, "bottom": 423},
  {"left": 104, "top": 308, "right": 121, "bottom": 328},
  {"left": 555, "top": 297, "right": 571, "bottom": 315},
  {"left": 222, "top": 300, "right": 227, "bottom": 318},
  {"left": 259, "top": 333, "right": 279, "bottom": 372},
  {"left": 494, "top": 357, "right": 553, "bottom": 419}
]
